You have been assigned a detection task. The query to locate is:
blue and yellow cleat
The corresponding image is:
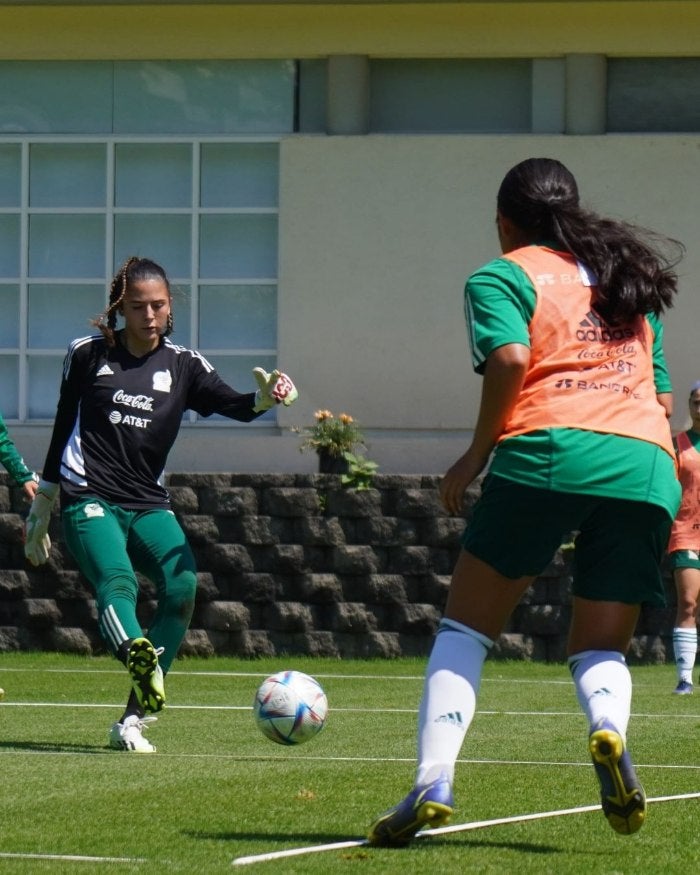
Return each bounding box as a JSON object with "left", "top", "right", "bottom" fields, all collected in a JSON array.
[
  {"left": 588, "top": 719, "right": 646, "bottom": 835},
  {"left": 673, "top": 680, "right": 693, "bottom": 695},
  {"left": 367, "top": 773, "right": 454, "bottom": 847}
]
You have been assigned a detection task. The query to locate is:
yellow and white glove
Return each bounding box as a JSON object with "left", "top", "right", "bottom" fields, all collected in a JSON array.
[
  {"left": 24, "top": 479, "right": 59, "bottom": 566},
  {"left": 252, "top": 368, "right": 298, "bottom": 412}
]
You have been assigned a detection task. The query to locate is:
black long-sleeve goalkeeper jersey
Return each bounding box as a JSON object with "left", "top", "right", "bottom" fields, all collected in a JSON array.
[{"left": 42, "top": 332, "right": 261, "bottom": 510}]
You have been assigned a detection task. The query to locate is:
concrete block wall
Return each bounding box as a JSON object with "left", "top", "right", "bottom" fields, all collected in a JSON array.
[{"left": 0, "top": 473, "right": 677, "bottom": 662}]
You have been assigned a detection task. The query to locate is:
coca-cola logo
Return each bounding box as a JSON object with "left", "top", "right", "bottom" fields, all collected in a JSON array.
[{"left": 112, "top": 390, "right": 154, "bottom": 412}]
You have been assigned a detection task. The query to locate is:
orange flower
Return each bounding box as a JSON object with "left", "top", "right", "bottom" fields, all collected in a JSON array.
[{"left": 300, "top": 409, "right": 364, "bottom": 456}]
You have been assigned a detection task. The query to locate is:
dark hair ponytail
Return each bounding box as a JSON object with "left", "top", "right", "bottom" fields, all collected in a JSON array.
[
  {"left": 497, "top": 158, "right": 683, "bottom": 325},
  {"left": 92, "top": 256, "right": 172, "bottom": 346}
]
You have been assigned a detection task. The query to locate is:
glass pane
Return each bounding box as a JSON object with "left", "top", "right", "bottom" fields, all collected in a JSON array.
[
  {"left": 29, "top": 215, "right": 105, "bottom": 278},
  {"left": 200, "top": 143, "right": 279, "bottom": 208},
  {"left": 0, "top": 285, "right": 19, "bottom": 347},
  {"left": 199, "top": 284, "right": 276, "bottom": 349},
  {"left": 169, "top": 284, "right": 192, "bottom": 348},
  {"left": 298, "top": 60, "right": 328, "bottom": 134},
  {"left": 0, "top": 214, "right": 20, "bottom": 276},
  {"left": 0, "top": 355, "right": 19, "bottom": 418},
  {"left": 27, "top": 355, "right": 63, "bottom": 418},
  {"left": 197, "top": 353, "right": 276, "bottom": 422},
  {"left": 114, "top": 60, "right": 295, "bottom": 134},
  {"left": 199, "top": 215, "right": 277, "bottom": 279},
  {"left": 28, "top": 284, "right": 105, "bottom": 349},
  {"left": 608, "top": 59, "right": 700, "bottom": 132},
  {"left": 0, "top": 144, "right": 20, "bottom": 206},
  {"left": 0, "top": 62, "right": 113, "bottom": 133},
  {"left": 115, "top": 143, "right": 192, "bottom": 208},
  {"left": 114, "top": 215, "right": 191, "bottom": 277},
  {"left": 30, "top": 143, "right": 106, "bottom": 208},
  {"left": 370, "top": 59, "right": 531, "bottom": 133}
]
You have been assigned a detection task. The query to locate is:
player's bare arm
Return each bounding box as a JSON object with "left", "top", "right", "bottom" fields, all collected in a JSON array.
[{"left": 440, "top": 342, "right": 529, "bottom": 515}]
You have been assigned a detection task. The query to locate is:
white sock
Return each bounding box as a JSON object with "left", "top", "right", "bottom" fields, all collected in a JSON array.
[
  {"left": 672, "top": 627, "right": 697, "bottom": 684},
  {"left": 568, "top": 650, "right": 632, "bottom": 741},
  {"left": 416, "top": 619, "right": 493, "bottom": 786}
]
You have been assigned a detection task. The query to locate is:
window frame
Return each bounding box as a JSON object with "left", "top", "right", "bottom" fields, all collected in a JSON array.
[{"left": 0, "top": 133, "right": 281, "bottom": 425}]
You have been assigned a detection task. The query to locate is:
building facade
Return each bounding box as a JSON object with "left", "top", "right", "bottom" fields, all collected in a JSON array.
[{"left": 1, "top": 0, "right": 699, "bottom": 475}]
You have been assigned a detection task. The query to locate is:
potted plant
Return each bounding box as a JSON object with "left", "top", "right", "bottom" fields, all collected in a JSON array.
[{"left": 298, "top": 410, "right": 365, "bottom": 473}]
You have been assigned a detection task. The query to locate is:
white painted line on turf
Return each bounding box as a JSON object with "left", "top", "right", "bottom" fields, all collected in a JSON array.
[
  {"left": 0, "top": 701, "right": 431, "bottom": 716},
  {"left": 230, "top": 791, "right": 700, "bottom": 866},
  {"left": 420, "top": 790, "right": 700, "bottom": 837},
  {"left": 233, "top": 839, "right": 368, "bottom": 865},
  {"left": 0, "top": 852, "right": 145, "bottom": 863},
  {"left": 4, "top": 745, "right": 700, "bottom": 774},
  {"left": 0, "top": 667, "right": 580, "bottom": 684},
  {"left": 3, "top": 701, "right": 698, "bottom": 724}
]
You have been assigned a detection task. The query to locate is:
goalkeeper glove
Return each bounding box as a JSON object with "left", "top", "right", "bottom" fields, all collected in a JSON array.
[
  {"left": 252, "top": 368, "right": 298, "bottom": 412},
  {"left": 24, "top": 479, "right": 59, "bottom": 566}
]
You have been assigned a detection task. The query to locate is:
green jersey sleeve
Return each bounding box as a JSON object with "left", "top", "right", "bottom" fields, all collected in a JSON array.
[
  {"left": 464, "top": 257, "right": 536, "bottom": 374},
  {"left": 645, "top": 312, "right": 672, "bottom": 394},
  {"left": 0, "top": 411, "right": 34, "bottom": 485},
  {"left": 466, "top": 255, "right": 672, "bottom": 394}
]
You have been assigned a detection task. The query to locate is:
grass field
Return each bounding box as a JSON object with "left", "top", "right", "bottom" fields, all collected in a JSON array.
[{"left": 1, "top": 653, "right": 699, "bottom": 874}]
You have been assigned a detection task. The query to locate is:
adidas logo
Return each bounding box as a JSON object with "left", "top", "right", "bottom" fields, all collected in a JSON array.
[
  {"left": 97, "top": 364, "right": 114, "bottom": 377},
  {"left": 576, "top": 311, "right": 634, "bottom": 342},
  {"left": 580, "top": 310, "right": 603, "bottom": 328},
  {"left": 435, "top": 711, "right": 464, "bottom": 728}
]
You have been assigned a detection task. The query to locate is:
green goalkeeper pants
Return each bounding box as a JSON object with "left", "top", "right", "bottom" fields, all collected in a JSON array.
[{"left": 62, "top": 499, "right": 197, "bottom": 673}]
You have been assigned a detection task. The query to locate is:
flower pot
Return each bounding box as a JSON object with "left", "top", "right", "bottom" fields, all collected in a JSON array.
[{"left": 317, "top": 450, "right": 349, "bottom": 474}]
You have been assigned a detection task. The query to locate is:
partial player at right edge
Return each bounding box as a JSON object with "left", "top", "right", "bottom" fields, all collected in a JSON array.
[{"left": 667, "top": 381, "right": 700, "bottom": 695}]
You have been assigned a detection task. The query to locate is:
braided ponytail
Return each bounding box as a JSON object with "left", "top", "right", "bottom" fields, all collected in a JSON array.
[{"left": 92, "top": 257, "right": 171, "bottom": 346}]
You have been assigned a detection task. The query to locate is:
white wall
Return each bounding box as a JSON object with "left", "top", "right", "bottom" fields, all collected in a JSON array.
[
  {"left": 278, "top": 133, "right": 700, "bottom": 472},
  {"left": 20, "top": 133, "right": 700, "bottom": 476}
]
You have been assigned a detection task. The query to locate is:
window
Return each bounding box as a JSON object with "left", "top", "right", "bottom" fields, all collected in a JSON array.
[
  {"left": 0, "top": 60, "right": 294, "bottom": 422},
  {"left": 370, "top": 59, "right": 532, "bottom": 133},
  {"left": 607, "top": 58, "right": 700, "bottom": 132}
]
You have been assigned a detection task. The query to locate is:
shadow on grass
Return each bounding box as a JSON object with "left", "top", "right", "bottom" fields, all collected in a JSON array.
[
  {"left": 184, "top": 829, "right": 357, "bottom": 844},
  {"left": 0, "top": 740, "right": 110, "bottom": 754},
  {"left": 449, "top": 838, "right": 563, "bottom": 853},
  {"left": 184, "top": 829, "right": 562, "bottom": 855}
]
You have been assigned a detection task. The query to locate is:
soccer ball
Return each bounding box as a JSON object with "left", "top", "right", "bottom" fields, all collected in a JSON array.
[{"left": 253, "top": 670, "right": 328, "bottom": 746}]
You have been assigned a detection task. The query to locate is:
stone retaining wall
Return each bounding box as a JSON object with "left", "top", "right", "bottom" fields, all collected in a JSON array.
[{"left": 0, "top": 473, "right": 677, "bottom": 662}]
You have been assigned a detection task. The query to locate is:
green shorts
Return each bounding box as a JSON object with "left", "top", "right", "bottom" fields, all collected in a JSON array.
[
  {"left": 461, "top": 474, "right": 672, "bottom": 606},
  {"left": 668, "top": 549, "right": 700, "bottom": 571}
]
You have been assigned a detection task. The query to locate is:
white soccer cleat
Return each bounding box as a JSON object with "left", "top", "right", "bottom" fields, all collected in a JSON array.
[{"left": 108, "top": 715, "right": 157, "bottom": 753}]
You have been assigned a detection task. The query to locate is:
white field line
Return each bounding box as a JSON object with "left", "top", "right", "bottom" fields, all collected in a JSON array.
[
  {"left": 0, "top": 668, "right": 673, "bottom": 695},
  {"left": 0, "top": 700, "right": 679, "bottom": 726},
  {"left": 1, "top": 700, "right": 698, "bottom": 724},
  {"left": 231, "top": 792, "right": 700, "bottom": 867},
  {"left": 0, "top": 719, "right": 697, "bottom": 771},
  {"left": 1, "top": 745, "right": 699, "bottom": 771},
  {"left": 0, "top": 667, "right": 600, "bottom": 685},
  {"left": 0, "top": 852, "right": 145, "bottom": 864}
]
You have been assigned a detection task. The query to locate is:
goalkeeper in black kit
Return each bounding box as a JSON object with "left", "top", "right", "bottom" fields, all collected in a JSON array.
[{"left": 24, "top": 256, "right": 298, "bottom": 752}]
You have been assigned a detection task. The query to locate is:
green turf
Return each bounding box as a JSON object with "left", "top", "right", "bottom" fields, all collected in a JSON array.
[{"left": 1, "top": 653, "right": 699, "bottom": 873}]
